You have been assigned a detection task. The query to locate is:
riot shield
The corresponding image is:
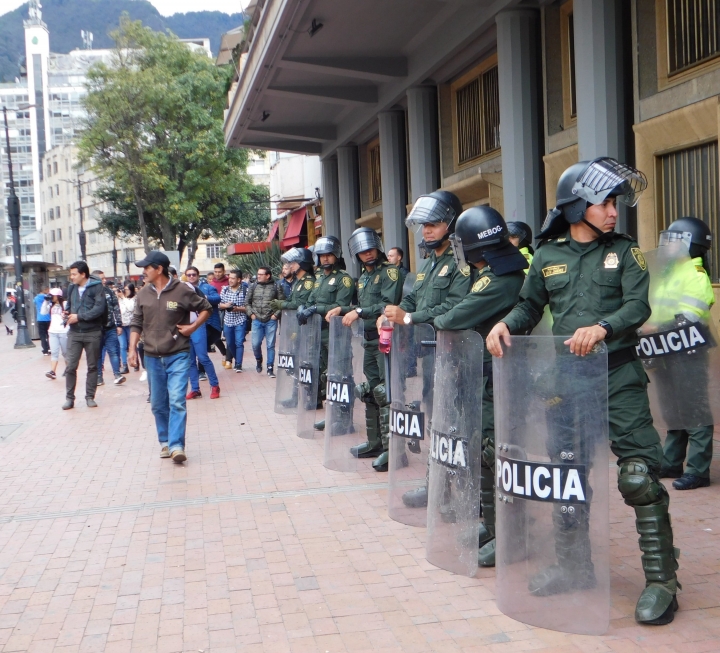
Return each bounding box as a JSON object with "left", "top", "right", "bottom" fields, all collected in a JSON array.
[
  {"left": 494, "top": 336, "right": 609, "bottom": 636},
  {"left": 323, "top": 317, "right": 366, "bottom": 471},
  {"left": 402, "top": 272, "right": 416, "bottom": 298},
  {"left": 426, "top": 330, "right": 483, "bottom": 577},
  {"left": 387, "top": 323, "right": 435, "bottom": 527},
  {"left": 296, "top": 313, "right": 322, "bottom": 439},
  {"left": 274, "top": 309, "right": 300, "bottom": 415},
  {"left": 637, "top": 248, "right": 720, "bottom": 430}
]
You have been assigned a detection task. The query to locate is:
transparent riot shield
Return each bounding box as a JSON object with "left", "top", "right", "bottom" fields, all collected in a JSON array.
[
  {"left": 274, "top": 309, "right": 300, "bottom": 415},
  {"left": 387, "top": 323, "right": 435, "bottom": 527},
  {"left": 323, "top": 317, "right": 366, "bottom": 471},
  {"left": 426, "top": 330, "right": 483, "bottom": 577},
  {"left": 296, "top": 314, "right": 322, "bottom": 439},
  {"left": 495, "top": 336, "right": 609, "bottom": 636},
  {"left": 638, "top": 249, "right": 720, "bottom": 430}
]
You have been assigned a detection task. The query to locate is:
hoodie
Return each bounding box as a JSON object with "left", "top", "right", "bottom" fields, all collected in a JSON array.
[{"left": 66, "top": 276, "right": 106, "bottom": 333}]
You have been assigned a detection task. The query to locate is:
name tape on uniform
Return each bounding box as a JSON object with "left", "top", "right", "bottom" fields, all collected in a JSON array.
[
  {"left": 299, "top": 365, "right": 314, "bottom": 386},
  {"left": 276, "top": 353, "right": 295, "bottom": 370},
  {"left": 636, "top": 323, "right": 711, "bottom": 359},
  {"left": 389, "top": 407, "right": 424, "bottom": 439},
  {"left": 430, "top": 431, "right": 467, "bottom": 468},
  {"left": 326, "top": 380, "right": 352, "bottom": 405},
  {"left": 496, "top": 455, "right": 587, "bottom": 503}
]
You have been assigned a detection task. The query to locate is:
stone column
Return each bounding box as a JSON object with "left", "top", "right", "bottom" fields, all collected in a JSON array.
[
  {"left": 337, "top": 146, "right": 360, "bottom": 276},
  {"left": 378, "top": 110, "right": 408, "bottom": 259},
  {"left": 321, "top": 157, "right": 340, "bottom": 237},
  {"left": 496, "top": 8, "right": 544, "bottom": 236}
]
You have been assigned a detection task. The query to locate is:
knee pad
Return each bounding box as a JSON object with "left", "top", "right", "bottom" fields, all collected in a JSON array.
[
  {"left": 618, "top": 459, "right": 667, "bottom": 507},
  {"left": 373, "top": 384, "right": 389, "bottom": 407},
  {"left": 481, "top": 437, "right": 495, "bottom": 469},
  {"left": 354, "top": 381, "right": 373, "bottom": 403}
]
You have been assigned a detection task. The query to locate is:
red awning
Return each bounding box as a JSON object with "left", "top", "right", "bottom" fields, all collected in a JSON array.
[
  {"left": 226, "top": 242, "right": 272, "bottom": 255},
  {"left": 281, "top": 208, "right": 307, "bottom": 248},
  {"left": 267, "top": 220, "right": 280, "bottom": 242}
]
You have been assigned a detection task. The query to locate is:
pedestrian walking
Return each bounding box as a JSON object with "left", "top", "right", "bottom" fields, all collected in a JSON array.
[
  {"left": 128, "top": 252, "right": 212, "bottom": 463},
  {"left": 219, "top": 269, "right": 248, "bottom": 372},
  {"left": 3, "top": 291, "right": 16, "bottom": 335},
  {"left": 63, "top": 261, "right": 106, "bottom": 410},
  {"left": 34, "top": 287, "right": 51, "bottom": 355},
  {"left": 43, "top": 288, "right": 69, "bottom": 379},
  {"left": 118, "top": 284, "right": 137, "bottom": 371},
  {"left": 246, "top": 266, "right": 285, "bottom": 377},
  {"left": 93, "top": 270, "right": 126, "bottom": 387}
]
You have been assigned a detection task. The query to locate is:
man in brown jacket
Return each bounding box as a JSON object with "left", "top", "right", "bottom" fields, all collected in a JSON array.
[{"left": 128, "top": 252, "right": 212, "bottom": 463}]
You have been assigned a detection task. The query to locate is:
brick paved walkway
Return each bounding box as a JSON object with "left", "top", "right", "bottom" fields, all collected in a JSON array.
[{"left": 0, "top": 329, "right": 719, "bottom": 652}]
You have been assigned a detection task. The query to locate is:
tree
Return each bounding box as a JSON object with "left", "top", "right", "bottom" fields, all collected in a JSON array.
[{"left": 78, "top": 15, "right": 266, "bottom": 259}]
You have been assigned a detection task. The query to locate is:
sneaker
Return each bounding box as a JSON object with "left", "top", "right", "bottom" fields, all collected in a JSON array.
[
  {"left": 97, "top": 377, "right": 104, "bottom": 386},
  {"left": 199, "top": 373, "right": 208, "bottom": 382},
  {"left": 62, "top": 400, "right": 74, "bottom": 410},
  {"left": 235, "top": 365, "right": 243, "bottom": 373},
  {"left": 160, "top": 445, "right": 171, "bottom": 458},
  {"left": 256, "top": 360, "right": 262, "bottom": 373},
  {"left": 267, "top": 366, "right": 276, "bottom": 378},
  {"left": 146, "top": 394, "right": 151, "bottom": 403},
  {"left": 45, "top": 370, "right": 56, "bottom": 380},
  {"left": 171, "top": 449, "right": 187, "bottom": 463},
  {"left": 210, "top": 386, "right": 220, "bottom": 399},
  {"left": 43, "top": 352, "right": 50, "bottom": 356},
  {"left": 140, "top": 371, "right": 147, "bottom": 382},
  {"left": 114, "top": 375, "right": 126, "bottom": 385},
  {"left": 672, "top": 473, "right": 710, "bottom": 490},
  {"left": 86, "top": 398, "right": 98, "bottom": 408},
  {"left": 120, "top": 365, "right": 130, "bottom": 374},
  {"left": 186, "top": 390, "right": 202, "bottom": 400},
  {"left": 223, "top": 360, "right": 232, "bottom": 369}
]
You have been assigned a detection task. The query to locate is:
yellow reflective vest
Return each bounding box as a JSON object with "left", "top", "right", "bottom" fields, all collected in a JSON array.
[
  {"left": 519, "top": 247, "right": 533, "bottom": 275},
  {"left": 650, "top": 256, "right": 715, "bottom": 325}
]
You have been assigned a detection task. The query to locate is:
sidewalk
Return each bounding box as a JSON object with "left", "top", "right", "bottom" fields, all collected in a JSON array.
[{"left": 0, "top": 330, "right": 719, "bottom": 652}]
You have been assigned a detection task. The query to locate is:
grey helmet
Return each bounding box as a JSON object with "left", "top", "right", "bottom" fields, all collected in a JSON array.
[
  {"left": 661, "top": 216, "right": 712, "bottom": 263},
  {"left": 313, "top": 236, "right": 343, "bottom": 270},
  {"left": 539, "top": 157, "right": 648, "bottom": 240},
  {"left": 281, "top": 247, "right": 315, "bottom": 272},
  {"left": 348, "top": 227, "right": 384, "bottom": 266},
  {"left": 405, "top": 190, "right": 463, "bottom": 250}
]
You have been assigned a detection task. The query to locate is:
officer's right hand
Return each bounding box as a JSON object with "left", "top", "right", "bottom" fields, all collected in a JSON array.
[
  {"left": 486, "top": 322, "right": 511, "bottom": 357},
  {"left": 325, "top": 306, "right": 342, "bottom": 322},
  {"left": 269, "top": 299, "right": 283, "bottom": 313}
]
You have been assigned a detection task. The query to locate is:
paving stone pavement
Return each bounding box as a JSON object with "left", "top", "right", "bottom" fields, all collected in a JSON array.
[{"left": 0, "top": 329, "right": 720, "bottom": 653}]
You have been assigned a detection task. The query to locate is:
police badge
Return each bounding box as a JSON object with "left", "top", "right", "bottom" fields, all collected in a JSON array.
[{"left": 603, "top": 252, "right": 619, "bottom": 269}]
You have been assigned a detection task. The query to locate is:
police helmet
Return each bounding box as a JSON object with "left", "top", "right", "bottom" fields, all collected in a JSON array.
[
  {"left": 661, "top": 217, "right": 711, "bottom": 252},
  {"left": 348, "top": 227, "right": 385, "bottom": 265},
  {"left": 281, "top": 247, "right": 314, "bottom": 272},
  {"left": 313, "top": 236, "right": 343, "bottom": 270},
  {"left": 506, "top": 221, "right": 533, "bottom": 250}
]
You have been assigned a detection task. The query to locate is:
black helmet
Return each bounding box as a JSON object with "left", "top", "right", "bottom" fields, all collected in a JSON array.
[
  {"left": 314, "top": 236, "right": 343, "bottom": 270},
  {"left": 539, "top": 157, "right": 648, "bottom": 239},
  {"left": 506, "top": 221, "right": 533, "bottom": 249},
  {"left": 281, "top": 247, "right": 315, "bottom": 272},
  {"left": 406, "top": 190, "right": 463, "bottom": 250},
  {"left": 451, "top": 206, "right": 528, "bottom": 275},
  {"left": 660, "top": 217, "right": 712, "bottom": 260},
  {"left": 348, "top": 227, "right": 385, "bottom": 265}
]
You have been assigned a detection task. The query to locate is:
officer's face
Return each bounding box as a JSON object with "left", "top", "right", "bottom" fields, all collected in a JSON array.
[
  {"left": 584, "top": 198, "right": 618, "bottom": 233},
  {"left": 289, "top": 262, "right": 300, "bottom": 274},
  {"left": 422, "top": 222, "right": 448, "bottom": 242},
  {"left": 319, "top": 253, "right": 336, "bottom": 267},
  {"left": 358, "top": 249, "right": 378, "bottom": 265},
  {"left": 509, "top": 235, "right": 520, "bottom": 247}
]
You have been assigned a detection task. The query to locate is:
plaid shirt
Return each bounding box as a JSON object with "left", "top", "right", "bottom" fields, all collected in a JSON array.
[{"left": 220, "top": 284, "right": 247, "bottom": 326}]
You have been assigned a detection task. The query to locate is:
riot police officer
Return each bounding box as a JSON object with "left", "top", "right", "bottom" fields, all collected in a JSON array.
[
  {"left": 487, "top": 157, "right": 680, "bottom": 625},
  {"left": 434, "top": 207, "right": 528, "bottom": 566},
  {"left": 381, "top": 190, "right": 473, "bottom": 507},
  {"left": 326, "top": 228, "right": 403, "bottom": 471},
  {"left": 653, "top": 218, "right": 715, "bottom": 490},
  {"left": 297, "top": 236, "right": 354, "bottom": 426},
  {"left": 507, "top": 221, "right": 534, "bottom": 272},
  {"left": 270, "top": 248, "right": 316, "bottom": 313}
]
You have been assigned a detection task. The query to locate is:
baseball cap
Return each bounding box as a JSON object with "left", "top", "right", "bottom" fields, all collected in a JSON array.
[
  {"left": 135, "top": 251, "right": 171, "bottom": 268},
  {"left": 49, "top": 288, "right": 63, "bottom": 296}
]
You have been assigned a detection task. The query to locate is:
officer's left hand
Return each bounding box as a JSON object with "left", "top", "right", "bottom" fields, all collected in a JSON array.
[
  {"left": 565, "top": 325, "right": 606, "bottom": 357},
  {"left": 325, "top": 306, "right": 342, "bottom": 322},
  {"left": 341, "top": 311, "right": 359, "bottom": 327},
  {"left": 383, "top": 305, "right": 406, "bottom": 325}
]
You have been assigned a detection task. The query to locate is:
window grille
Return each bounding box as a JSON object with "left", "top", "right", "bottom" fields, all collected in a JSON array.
[
  {"left": 667, "top": 0, "right": 720, "bottom": 74},
  {"left": 369, "top": 142, "right": 382, "bottom": 204},
  {"left": 455, "top": 65, "right": 500, "bottom": 165},
  {"left": 206, "top": 244, "right": 222, "bottom": 259}
]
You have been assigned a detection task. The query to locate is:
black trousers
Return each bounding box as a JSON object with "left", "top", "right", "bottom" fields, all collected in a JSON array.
[{"left": 38, "top": 321, "right": 50, "bottom": 353}]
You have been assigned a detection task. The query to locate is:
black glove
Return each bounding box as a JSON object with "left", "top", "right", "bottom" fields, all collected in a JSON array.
[{"left": 296, "top": 305, "right": 317, "bottom": 325}]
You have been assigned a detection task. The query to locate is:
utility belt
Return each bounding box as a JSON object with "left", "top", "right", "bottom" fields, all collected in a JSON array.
[
  {"left": 364, "top": 327, "right": 379, "bottom": 341},
  {"left": 608, "top": 346, "right": 637, "bottom": 370}
]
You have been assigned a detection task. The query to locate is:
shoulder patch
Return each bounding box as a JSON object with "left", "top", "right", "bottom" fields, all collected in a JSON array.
[
  {"left": 416, "top": 273, "right": 426, "bottom": 282},
  {"left": 542, "top": 264, "right": 568, "bottom": 278},
  {"left": 304, "top": 279, "right": 314, "bottom": 290},
  {"left": 631, "top": 247, "right": 647, "bottom": 271},
  {"left": 459, "top": 264, "right": 471, "bottom": 277},
  {"left": 471, "top": 276, "right": 491, "bottom": 293},
  {"left": 387, "top": 268, "right": 399, "bottom": 282},
  {"left": 342, "top": 276, "right": 353, "bottom": 288}
]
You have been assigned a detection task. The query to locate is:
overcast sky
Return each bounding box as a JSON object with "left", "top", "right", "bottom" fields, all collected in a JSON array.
[{"left": 1, "top": 0, "right": 248, "bottom": 18}]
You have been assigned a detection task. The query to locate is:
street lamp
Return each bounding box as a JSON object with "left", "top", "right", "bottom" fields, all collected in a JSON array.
[
  {"left": 112, "top": 236, "right": 117, "bottom": 279},
  {"left": 2, "top": 105, "right": 35, "bottom": 348},
  {"left": 61, "top": 175, "right": 87, "bottom": 261},
  {"left": 124, "top": 250, "right": 130, "bottom": 277}
]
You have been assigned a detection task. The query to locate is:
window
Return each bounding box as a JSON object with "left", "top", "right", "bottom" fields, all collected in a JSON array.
[
  {"left": 126, "top": 249, "right": 135, "bottom": 262},
  {"left": 368, "top": 138, "right": 382, "bottom": 205},
  {"left": 47, "top": 164, "right": 51, "bottom": 178},
  {"left": 57, "top": 228, "right": 62, "bottom": 241},
  {"left": 51, "top": 231, "right": 55, "bottom": 242},
  {"left": 53, "top": 162, "right": 58, "bottom": 174},
  {"left": 49, "top": 187, "right": 53, "bottom": 199},
  {"left": 68, "top": 227, "right": 72, "bottom": 239},
  {"left": 49, "top": 208, "right": 54, "bottom": 220},
  {"left": 206, "top": 243, "right": 223, "bottom": 259},
  {"left": 67, "top": 204, "right": 71, "bottom": 218},
  {"left": 451, "top": 56, "right": 500, "bottom": 168},
  {"left": 55, "top": 185, "right": 59, "bottom": 196},
  {"left": 666, "top": 0, "right": 720, "bottom": 75},
  {"left": 660, "top": 141, "right": 719, "bottom": 281},
  {"left": 56, "top": 206, "right": 60, "bottom": 219},
  {"left": 58, "top": 250, "right": 63, "bottom": 263}
]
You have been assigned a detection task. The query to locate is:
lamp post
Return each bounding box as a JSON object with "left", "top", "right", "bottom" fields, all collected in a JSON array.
[
  {"left": 61, "top": 175, "right": 87, "bottom": 261},
  {"left": 112, "top": 236, "right": 118, "bottom": 279},
  {"left": 124, "top": 250, "right": 130, "bottom": 277},
  {"left": 2, "top": 105, "right": 34, "bottom": 348}
]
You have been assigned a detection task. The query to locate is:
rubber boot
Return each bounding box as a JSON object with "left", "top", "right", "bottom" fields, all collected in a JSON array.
[
  {"left": 634, "top": 499, "right": 680, "bottom": 625},
  {"left": 402, "top": 460, "right": 429, "bottom": 508},
  {"left": 351, "top": 403, "right": 383, "bottom": 458},
  {"left": 528, "top": 502, "right": 596, "bottom": 595},
  {"left": 330, "top": 403, "right": 354, "bottom": 436}
]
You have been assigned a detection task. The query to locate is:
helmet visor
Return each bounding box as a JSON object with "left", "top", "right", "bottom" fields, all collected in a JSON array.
[
  {"left": 572, "top": 158, "right": 648, "bottom": 208},
  {"left": 659, "top": 230, "right": 692, "bottom": 252},
  {"left": 405, "top": 196, "right": 455, "bottom": 229},
  {"left": 281, "top": 248, "right": 302, "bottom": 265},
  {"left": 348, "top": 231, "right": 382, "bottom": 257},
  {"left": 449, "top": 233, "right": 467, "bottom": 270}
]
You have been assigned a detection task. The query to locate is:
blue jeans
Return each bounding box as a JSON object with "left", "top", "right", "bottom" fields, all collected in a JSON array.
[
  {"left": 251, "top": 319, "right": 277, "bottom": 367},
  {"left": 100, "top": 328, "right": 121, "bottom": 377},
  {"left": 188, "top": 324, "right": 219, "bottom": 391},
  {"left": 145, "top": 351, "right": 191, "bottom": 452},
  {"left": 224, "top": 322, "right": 247, "bottom": 367},
  {"left": 118, "top": 326, "right": 132, "bottom": 366}
]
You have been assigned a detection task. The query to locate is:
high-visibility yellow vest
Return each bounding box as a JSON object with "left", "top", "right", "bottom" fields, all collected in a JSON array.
[
  {"left": 520, "top": 247, "right": 533, "bottom": 275},
  {"left": 650, "top": 256, "right": 715, "bottom": 325}
]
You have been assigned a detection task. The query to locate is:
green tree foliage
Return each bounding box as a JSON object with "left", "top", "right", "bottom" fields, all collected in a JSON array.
[
  {"left": 229, "top": 242, "right": 284, "bottom": 279},
  {"left": 79, "top": 16, "right": 267, "bottom": 261}
]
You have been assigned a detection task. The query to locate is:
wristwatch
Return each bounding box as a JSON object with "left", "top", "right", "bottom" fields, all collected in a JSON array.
[
  {"left": 355, "top": 307, "right": 363, "bottom": 316},
  {"left": 403, "top": 313, "right": 413, "bottom": 325},
  {"left": 597, "top": 320, "right": 613, "bottom": 338}
]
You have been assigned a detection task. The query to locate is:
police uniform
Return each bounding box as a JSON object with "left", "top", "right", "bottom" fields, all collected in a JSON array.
[{"left": 277, "top": 273, "right": 317, "bottom": 311}]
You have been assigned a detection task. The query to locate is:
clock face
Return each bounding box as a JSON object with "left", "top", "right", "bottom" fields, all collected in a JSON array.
[{"left": 32, "top": 37, "right": 38, "bottom": 44}]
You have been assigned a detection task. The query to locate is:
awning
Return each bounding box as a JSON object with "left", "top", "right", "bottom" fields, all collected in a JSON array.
[
  {"left": 267, "top": 220, "right": 280, "bottom": 242},
  {"left": 281, "top": 208, "right": 307, "bottom": 248},
  {"left": 226, "top": 242, "right": 272, "bottom": 255}
]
